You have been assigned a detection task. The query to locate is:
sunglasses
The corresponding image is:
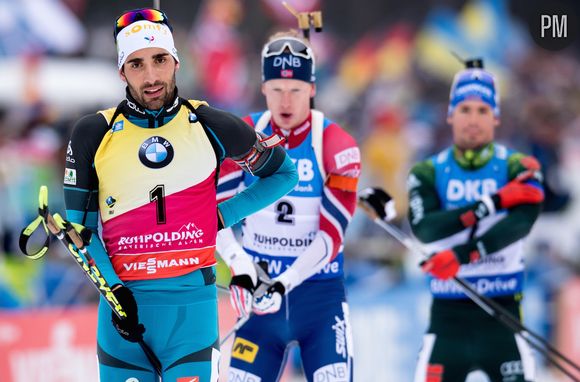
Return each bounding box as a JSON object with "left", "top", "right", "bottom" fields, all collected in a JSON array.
[
  {"left": 114, "top": 8, "right": 172, "bottom": 38},
  {"left": 262, "top": 37, "right": 314, "bottom": 60}
]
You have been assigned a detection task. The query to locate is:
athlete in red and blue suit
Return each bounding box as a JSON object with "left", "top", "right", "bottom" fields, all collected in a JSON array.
[{"left": 216, "top": 31, "right": 361, "bottom": 382}]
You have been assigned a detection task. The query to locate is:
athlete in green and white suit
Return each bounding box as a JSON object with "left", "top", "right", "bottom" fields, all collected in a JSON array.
[{"left": 410, "top": 64, "right": 544, "bottom": 382}]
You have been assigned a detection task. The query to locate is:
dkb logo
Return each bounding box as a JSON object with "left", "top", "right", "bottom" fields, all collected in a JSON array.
[{"left": 446, "top": 179, "right": 497, "bottom": 202}]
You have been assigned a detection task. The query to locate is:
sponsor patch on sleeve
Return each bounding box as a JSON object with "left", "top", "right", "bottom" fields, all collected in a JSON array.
[
  {"left": 64, "top": 168, "right": 77, "bottom": 185},
  {"left": 334, "top": 147, "right": 360, "bottom": 170}
]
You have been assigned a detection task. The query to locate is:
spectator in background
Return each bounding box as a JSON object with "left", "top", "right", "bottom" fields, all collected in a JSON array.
[
  {"left": 189, "top": 0, "right": 251, "bottom": 113},
  {"left": 362, "top": 107, "right": 412, "bottom": 217},
  {"left": 0, "top": 0, "right": 86, "bottom": 56},
  {"left": 524, "top": 99, "right": 571, "bottom": 213}
]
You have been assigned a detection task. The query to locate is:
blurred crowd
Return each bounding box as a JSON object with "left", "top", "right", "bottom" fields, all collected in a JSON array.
[{"left": 1, "top": 0, "right": 579, "bottom": 377}]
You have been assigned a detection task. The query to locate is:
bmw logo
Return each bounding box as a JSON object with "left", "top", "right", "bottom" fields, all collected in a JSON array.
[
  {"left": 139, "top": 136, "right": 174, "bottom": 169},
  {"left": 105, "top": 196, "right": 116, "bottom": 208}
]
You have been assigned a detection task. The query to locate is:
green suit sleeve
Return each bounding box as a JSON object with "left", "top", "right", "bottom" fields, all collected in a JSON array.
[
  {"left": 453, "top": 203, "right": 541, "bottom": 261},
  {"left": 407, "top": 160, "right": 486, "bottom": 243},
  {"left": 452, "top": 152, "right": 544, "bottom": 260}
]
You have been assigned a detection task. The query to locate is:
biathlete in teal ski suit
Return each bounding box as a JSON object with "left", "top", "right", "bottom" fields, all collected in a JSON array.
[{"left": 63, "top": 8, "right": 297, "bottom": 382}]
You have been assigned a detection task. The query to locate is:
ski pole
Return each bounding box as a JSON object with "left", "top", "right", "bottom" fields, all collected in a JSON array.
[
  {"left": 20, "top": 186, "right": 163, "bottom": 377},
  {"left": 369, "top": 216, "right": 580, "bottom": 381},
  {"left": 220, "top": 313, "right": 251, "bottom": 346},
  {"left": 282, "top": 1, "right": 322, "bottom": 109},
  {"left": 219, "top": 278, "right": 272, "bottom": 346},
  {"left": 219, "top": 261, "right": 274, "bottom": 346}
]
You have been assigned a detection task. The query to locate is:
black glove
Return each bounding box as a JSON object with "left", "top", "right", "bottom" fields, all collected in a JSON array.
[
  {"left": 111, "top": 285, "right": 145, "bottom": 343},
  {"left": 358, "top": 187, "right": 397, "bottom": 221}
]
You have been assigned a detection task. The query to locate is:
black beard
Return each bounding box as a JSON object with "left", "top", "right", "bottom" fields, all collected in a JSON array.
[{"left": 127, "top": 74, "right": 177, "bottom": 111}]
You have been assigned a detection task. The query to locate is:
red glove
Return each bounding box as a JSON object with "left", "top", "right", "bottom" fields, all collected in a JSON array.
[
  {"left": 495, "top": 174, "right": 543, "bottom": 210},
  {"left": 421, "top": 249, "right": 461, "bottom": 280}
]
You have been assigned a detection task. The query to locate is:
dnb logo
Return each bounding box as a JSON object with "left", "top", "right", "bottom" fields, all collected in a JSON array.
[{"left": 139, "top": 136, "right": 174, "bottom": 169}]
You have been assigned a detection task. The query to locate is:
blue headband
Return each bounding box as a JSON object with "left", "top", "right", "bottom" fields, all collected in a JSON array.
[
  {"left": 448, "top": 68, "right": 499, "bottom": 117},
  {"left": 261, "top": 37, "right": 315, "bottom": 83},
  {"left": 262, "top": 52, "right": 315, "bottom": 83}
]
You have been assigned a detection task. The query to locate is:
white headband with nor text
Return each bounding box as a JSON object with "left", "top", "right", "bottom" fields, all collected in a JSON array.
[{"left": 116, "top": 20, "right": 179, "bottom": 69}]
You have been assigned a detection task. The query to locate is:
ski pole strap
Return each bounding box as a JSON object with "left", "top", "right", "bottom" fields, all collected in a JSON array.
[
  {"left": 19, "top": 186, "right": 163, "bottom": 376},
  {"left": 254, "top": 260, "right": 274, "bottom": 299},
  {"left": 19, "top": 215, "right": 50, "bottom": 259},
  {"left": 19, "top": 185, "right": 53, "bottom": 259}
]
